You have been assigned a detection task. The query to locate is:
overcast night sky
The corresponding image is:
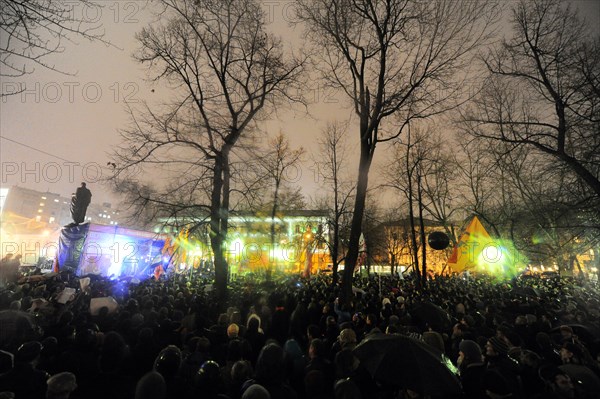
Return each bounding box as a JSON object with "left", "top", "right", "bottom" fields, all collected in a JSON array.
[{"left": 1, "top": 0, "right": 599, "bottom": 207}]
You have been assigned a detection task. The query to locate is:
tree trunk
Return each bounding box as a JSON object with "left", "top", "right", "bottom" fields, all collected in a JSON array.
[
  {"left": 332, "top": 221, "right": 340, "bottom": 285},
  {"left": 418, "top": 172, "right": 427, "bottom": 287},
  {"left": 408, "top": 195, "right": 420, "bottom": 289},
  {"left": 342, "top": 143, "right": 372, "bottom": 305},
  {"left": 268, "top": 179, "right": 280, "bottom": 281},
  {"left": 332, "top": 156, "right": 341, "bottom": 285},
  {"left": 406, "top": 140, "right": 420, "bottom": 289},
  {"left": 211, "top": 148, "right": 231, "bottom": 298}
]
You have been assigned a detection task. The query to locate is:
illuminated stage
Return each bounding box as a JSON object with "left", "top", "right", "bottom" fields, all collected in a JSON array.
[{"left": 56, "top": 223, "right": 166, "bottom": 279}]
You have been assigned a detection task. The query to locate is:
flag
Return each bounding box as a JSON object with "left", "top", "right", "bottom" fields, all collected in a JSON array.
[
  {"left": 447, "top": 216, "right": 526, "bottom": 278},
  {"left": 447, "top": 216, "right": 490, "bottom": 273},
  {"left": 52, "top": 256, "right": 60, "bottom": 273}
]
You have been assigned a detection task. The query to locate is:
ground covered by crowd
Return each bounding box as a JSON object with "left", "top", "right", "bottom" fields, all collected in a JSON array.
[{"left": 1, "top": 269, "right": 599, "bottom": 399}]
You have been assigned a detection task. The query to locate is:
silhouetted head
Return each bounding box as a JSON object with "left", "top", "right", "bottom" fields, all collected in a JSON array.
[{"left": 154, "top": 345, "right": 182, "bottom": 378}]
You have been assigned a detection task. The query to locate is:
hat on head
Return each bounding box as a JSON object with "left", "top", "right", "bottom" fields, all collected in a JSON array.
[
  {"left": 488, "top": 336, "right": 509, "bottom": 356},
  {"left": 154, "top": 345, "right": 181, "bottom": 377},
  {"left": 459, "top": 340, "right": 482, "bottom": 361},
  {"left": 334, "top": 378, "right": 362, "bottom": 399},
  {"left": 47, "top": 372, "right": 77, "bottom": 395},
  {"left": 242, "top": 383, "right": 271, "bottom": 399},
  {"left": 134, "top": 371, "right": 165, "bottom": 399}
]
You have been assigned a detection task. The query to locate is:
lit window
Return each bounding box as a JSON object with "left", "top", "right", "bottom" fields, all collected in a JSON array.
[
  {"left": 35, "top": 215, "right": 41, "bottom": 222},
  {"left": 38, "top": 209, "right": 42, "bottom": 213},
  {"left": 54, "top": 199, "right": 59, "bottom": 202},
  {"left": 41, "top": 196, "right": 46, "bottom": 200},
  {"left": 40, "top": 203, "right": 45, "bottom": 206},
  {"left": 49, "top": 217, "right": 55, "bottom": 223},
  {"left": 107, "top": 215, "right": 110, "bottom": 219}
]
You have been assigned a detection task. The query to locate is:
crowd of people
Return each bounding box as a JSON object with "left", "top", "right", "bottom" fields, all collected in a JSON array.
[
  {"left": 0, "top": 255, "right": 22, "bottom": 287},
  {"left": 0, "top": 266, "right": 599, "bottom": 399}
]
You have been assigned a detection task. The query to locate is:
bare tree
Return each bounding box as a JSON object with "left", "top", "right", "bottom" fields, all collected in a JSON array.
[
  {"left": 462, "top": 0, "right": 600, "bottom": 198},
  {"left": 110, "top": 0, "right": 304, "bottom": 296},
  {"left": 418, "top": 130, "right": 460, "bottom": 243},
  {"left": 452, "top": 138, "right": 504, "bottom": 236},
  {"left": 485, "top": 144, "right": 599, "bottom": 276},
  {"left": 384, "top": 126, "right": 431, "bottom": 286},
  {"left": 257, "top": 132, "right": 305, "bottom": 280},
  {"left": 452, "top": 129, "right": 600, "bottom": 277},
  {"left": 1, "top": 0, "right": 107, "bottom": 95},
  {"left": 296, "top": 0, "right": 499, "bottom": 303},
  {"left": 383, "top": 123, "right": 464, "bottom": 283},
  {"left": 312, "top": 121, "right": 355, "bottom": 284},
  {"left": 380, "top": 210, "right": 404, "bottom": 275}
]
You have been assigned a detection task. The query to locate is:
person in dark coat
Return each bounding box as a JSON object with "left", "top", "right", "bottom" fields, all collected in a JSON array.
[
  {"left": 0, "top": 341, "right": 49, "bottom": 398},
  {"left": 457, "top": 339, "right": 486, "bottom": 399},
  {"left": 245, "top": 315, "right": 266, "bottom": 366},
  {"left": 153, "top": 345, "right": 187, "bottom": 399},
  {"left": 81, "top": 331, "right": 135, "bottom": 399},
  {"left": 289, "top": 302, "right": 309, "bottom": 347},
  {"left": 304, "top": 339, "right": 334, "bottom": 396},
  {"left": 254, "top": 343, "right": 298, "bottom": 399},
  {"left": 132, "top": 327, "right": 161, "bottom": 378},
  {"left": 485, "top": 336, "right": 522, "bottom": 398},
  {"left": 70, "top": 182, "right": 92, "bottom": 224},
  {"left": 270, "top": 302, "right": 291, "bottom": 346},
  {"left": 536, "top": 365, "right": 579, "bottom": 399}
]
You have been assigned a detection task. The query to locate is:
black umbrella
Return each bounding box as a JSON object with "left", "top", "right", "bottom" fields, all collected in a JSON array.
[
  {"left": 411, "top": 301, "right": 452, "bottom": 331},
  {"left": 550, "top": 324, "right": 599, "bottom": 346},
  {"left": 511, "top": 286, "right": 540, "bottom": 298},
  {"left": 353, "top": 333, "right": 461, "bottom": 396},
  {"left": 559, "top": 364, "right": 600, "bottom": 395}
]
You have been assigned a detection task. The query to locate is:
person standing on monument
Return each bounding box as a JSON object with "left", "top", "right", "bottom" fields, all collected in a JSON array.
[{"left": 70, "top": 182, "right": 92, "bottom": 224}]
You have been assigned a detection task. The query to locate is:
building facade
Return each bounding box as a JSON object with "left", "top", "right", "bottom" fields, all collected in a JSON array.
[
  {"left": 157, "top": 210, "right": 332, "bottom": 276},
  {"left": 1, "top": 186, "right": 120, "bottom": 226},
  {"left": 1, "top": 186, "right": 122, "bottom": 263}
]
